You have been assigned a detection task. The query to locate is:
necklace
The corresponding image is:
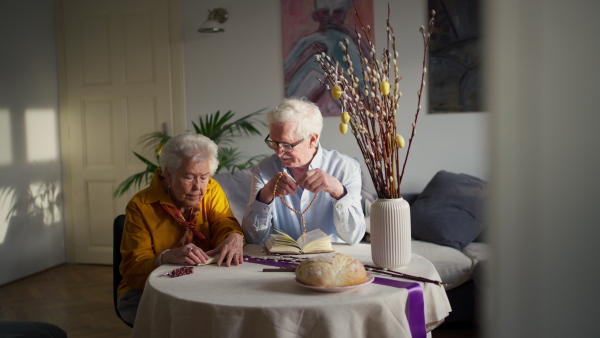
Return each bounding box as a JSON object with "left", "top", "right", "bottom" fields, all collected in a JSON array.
[{"left": 273, "top": 172, "right": 318, "bottom": 238}]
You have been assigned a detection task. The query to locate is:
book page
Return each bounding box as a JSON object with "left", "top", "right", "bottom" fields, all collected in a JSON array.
[
  {"left": 273, "top": 229, "right": 298, "bottom": 244},
  {"left": 302, "top": 236, "right": 334, "bottom": 253},
  {"left": 265, "top": 235, "right": 301, "bottom": 254},
  {"left": 297, "top": 229, "right": 333, "bottom": 252},
  {"left": 296, "top": 228, "right": 326, "bottom": 248},
  {"left": 268, "top": 228, "right": 333, "bottom": 254}
]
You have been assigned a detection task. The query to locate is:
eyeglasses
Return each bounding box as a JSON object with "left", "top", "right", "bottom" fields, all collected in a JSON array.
[{"left": 264, "top": 134, "right": 304, "bottom": 153}]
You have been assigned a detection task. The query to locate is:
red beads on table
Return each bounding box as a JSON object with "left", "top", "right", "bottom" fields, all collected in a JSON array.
[{"left": 169, "top": 266, "right": 194, "bottom": 277}]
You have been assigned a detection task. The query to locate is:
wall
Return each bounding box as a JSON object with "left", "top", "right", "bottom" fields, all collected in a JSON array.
[
  {"left": 182, "top": 0, "right": 489, "bottom": 194},
  {"left": 0, "top": 0, "right": 66, "bottom": 286},
  {"left": 485, "top": 0, "right": 600, "bottom": 337},
  {"left": 0, "top": 0, "right": 487, "bottom": 285}
]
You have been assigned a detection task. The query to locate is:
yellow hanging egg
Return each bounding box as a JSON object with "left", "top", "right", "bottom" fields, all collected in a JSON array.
[
  {"left": 395, "top": 134, "right": 406, "bottom": 148},
  {"left": 331, "top": 85, "right": 342, "bottom": 100},
  {"left": 339, "top": 123, "right": 348, "bottom": 134},
  {"left": 341, "top": 111, "right": 350, "bottom": 124},
  {"left": 380, "top": 81, "right": 390, "bottom": 96}
]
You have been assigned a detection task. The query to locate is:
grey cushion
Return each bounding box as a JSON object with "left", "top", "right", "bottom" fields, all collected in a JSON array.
[
  {"left": 213, "top": 168, "right": 253, "bottom": 223},
  {"left": 411, "top": 170, "right": 487, "bottom": 251},
  {"left": 411, "top": 240, "right": 474, "bottom": 290}
]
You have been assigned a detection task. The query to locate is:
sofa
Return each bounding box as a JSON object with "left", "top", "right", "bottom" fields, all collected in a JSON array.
[{"left": 213, "top": 168, "right": 489, "bottom": 325}]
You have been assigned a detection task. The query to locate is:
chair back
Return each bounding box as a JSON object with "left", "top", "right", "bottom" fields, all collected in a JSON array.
[{"left": 113, "top": 214, "right": 133, "bottom": 327}]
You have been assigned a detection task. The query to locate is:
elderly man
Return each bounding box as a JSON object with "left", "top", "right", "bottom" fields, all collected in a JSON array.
[{"left": 242, "top": 97, "right": 365, "bottom": 245}]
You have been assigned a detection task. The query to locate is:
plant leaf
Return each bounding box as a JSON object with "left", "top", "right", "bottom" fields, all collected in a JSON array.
[{"left": 114, "top": 107, "right": 268, "bottom": 197}]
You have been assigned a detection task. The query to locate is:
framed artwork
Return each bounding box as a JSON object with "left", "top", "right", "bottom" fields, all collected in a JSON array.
[
  {"left": 428, "top": 0, "right": 483, "bottom": 113},
  {"left": 282, "top": 0, "right": 374, "bottom": 116}
]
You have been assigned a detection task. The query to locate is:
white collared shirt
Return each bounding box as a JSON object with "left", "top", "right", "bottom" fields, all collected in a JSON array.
[{"left": 242, "top": 146, "right": 366, "bottom": 245}]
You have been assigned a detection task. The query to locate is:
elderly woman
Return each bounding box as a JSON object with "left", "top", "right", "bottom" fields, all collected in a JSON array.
[
  {"left": 242, "top": 97, "right": 365, "bottom": 245},
  {"left": 117, "top": 132, "right": 244, "bottom": 326}
]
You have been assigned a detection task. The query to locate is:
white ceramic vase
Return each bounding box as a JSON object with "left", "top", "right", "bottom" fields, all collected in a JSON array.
[{"left": 370, "top": 198, "right": 412, "bottom": 269}]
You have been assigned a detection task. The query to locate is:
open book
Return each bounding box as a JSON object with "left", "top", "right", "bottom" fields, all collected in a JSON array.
[{"left": 265, "top": 228, "right": 334, "bottom": 254}]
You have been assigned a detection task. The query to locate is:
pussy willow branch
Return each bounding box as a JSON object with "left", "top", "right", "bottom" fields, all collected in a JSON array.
[
  {"left": 348, "top": 11, "right": 396, "bottom": 197},
  {"left": 315, "top": 45, "right": 374, "bottom": 166},
  {"left": 315, "top": 47, "right": 380, "bottom": 195},
  {"left": 318, "top": 41, "right": 385, "bottom": 196},
  {"left": 400, "top": 13, "right": 436, "bottom": 184},
  {"left": 389, "top": 14, "right": 402, "bottom": 194},
  {"left": 314, "top": 4, "right": 434, "bottom": 199},
  {"left": 354, "top": 4, "right": 400, "bottom": 198}
]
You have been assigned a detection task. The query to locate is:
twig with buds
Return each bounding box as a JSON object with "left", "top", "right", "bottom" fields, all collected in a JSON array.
[{"left": 315, "top": 2, "right": 435, "bottom": 199}]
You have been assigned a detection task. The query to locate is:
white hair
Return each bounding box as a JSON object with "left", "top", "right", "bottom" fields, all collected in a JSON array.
[
  {"left": 267, "top": 97, "right": 323, "bottom": 140},
  {"left": 159, "top": 132, "right": 219, "bottom": 176}
]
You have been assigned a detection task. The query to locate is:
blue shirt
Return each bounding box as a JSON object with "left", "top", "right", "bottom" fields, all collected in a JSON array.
[{"left": 242, "top": 146, "right": 366, "bottom": 245}]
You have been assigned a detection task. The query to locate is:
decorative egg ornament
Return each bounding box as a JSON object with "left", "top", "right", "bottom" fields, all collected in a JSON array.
[
  {"left": 341, "top": 111, "right": 350, "bottom": 124},
  {"left": 380, "top": 81, "right": 390, "bottom": 96},
  {"left": 331, "top": 85, "right": 342, "bottom": 100}
]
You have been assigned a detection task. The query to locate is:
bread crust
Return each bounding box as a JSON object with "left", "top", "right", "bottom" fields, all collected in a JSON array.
[{"left": 295, "top": 253, "right": 367, "bottom": 287}]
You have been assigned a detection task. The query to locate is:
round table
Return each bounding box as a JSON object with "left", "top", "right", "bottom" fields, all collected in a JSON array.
[{"left": 131, "top": 243, "right": 450, "bottom": 338}]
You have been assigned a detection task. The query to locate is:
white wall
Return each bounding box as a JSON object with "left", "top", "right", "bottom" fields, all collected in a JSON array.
[
  {"left": 182, "top": 0, "right": 489, "bottom": 194},
  {"left": 0, "top": 0, "right": 66, "bottom": 286},
  {"left": 485, "top": 0, "right": 600, "bottom": 337}
]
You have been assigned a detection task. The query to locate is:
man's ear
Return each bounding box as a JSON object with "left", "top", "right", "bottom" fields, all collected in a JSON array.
[{"left": 309, "top": 133, "right": 320, "bottom": 148}]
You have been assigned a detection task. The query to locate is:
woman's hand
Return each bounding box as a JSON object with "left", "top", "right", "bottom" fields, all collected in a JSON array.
[
  {"left": 206, "top": 233, "right": 244, "bottom": 267},
  {"left": 159, "top": 244, "right": 211, "bottom": 266}
]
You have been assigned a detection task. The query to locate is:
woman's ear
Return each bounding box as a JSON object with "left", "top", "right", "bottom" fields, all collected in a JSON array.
[{"left": 163, "top": 168, "right": 173, "bottom": 185}]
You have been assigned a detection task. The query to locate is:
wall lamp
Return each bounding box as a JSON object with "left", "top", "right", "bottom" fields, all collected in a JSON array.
[{"left": 198, "top": 8, "right": 229, "bottom": 33}]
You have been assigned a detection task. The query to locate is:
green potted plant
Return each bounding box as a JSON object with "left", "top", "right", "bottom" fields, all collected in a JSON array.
[{"left": 113, "top": 108, "right": 267, "bottom": 198}]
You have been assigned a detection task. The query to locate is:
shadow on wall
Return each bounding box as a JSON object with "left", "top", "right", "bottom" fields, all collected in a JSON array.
[
  {"left": 0, "top": 179, "right": 63, "bottom": 243},
  {"left": 0, "top": 107, "right": 65, "bottom": 284}
]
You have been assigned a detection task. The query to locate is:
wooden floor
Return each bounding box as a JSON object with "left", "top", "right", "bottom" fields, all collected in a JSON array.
[
  {"left": 0, "top": 264, "right": 131, "bottom": 338},
  {"left": 0, "top": 264, "right": 479, "bottom": 338}
]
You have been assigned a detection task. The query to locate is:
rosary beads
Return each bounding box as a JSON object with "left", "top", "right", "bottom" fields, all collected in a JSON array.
[
  {"left": 161, "top": 266, "right": 194, "bottom": 278},
  {"left": 273, "top": 172, "right": 318, "bottom": 238}
]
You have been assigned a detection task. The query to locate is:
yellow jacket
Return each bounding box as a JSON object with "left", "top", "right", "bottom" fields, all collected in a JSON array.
[{"left": 117, "top": 169, "right": 243, "bottom": 301}]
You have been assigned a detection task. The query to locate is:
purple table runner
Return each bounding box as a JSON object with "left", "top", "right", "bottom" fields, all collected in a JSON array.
[{"left": 244, "top": 255, "right": 426, "bottom": 338}]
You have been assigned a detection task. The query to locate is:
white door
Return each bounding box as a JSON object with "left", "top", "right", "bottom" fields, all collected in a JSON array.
[{"left": 58, "top": 0, "right": 184, "bottom": 264}]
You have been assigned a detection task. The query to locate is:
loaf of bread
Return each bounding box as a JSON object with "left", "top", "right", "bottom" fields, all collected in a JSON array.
[{"left": 295, "top": 253, "right": 367, "bottom": 287}]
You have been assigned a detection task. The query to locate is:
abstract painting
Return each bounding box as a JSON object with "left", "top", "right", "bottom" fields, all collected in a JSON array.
[
  {"left": 428, "top": 0, "right": 483, "bottom": 113},
  {"left": 282, "top": 0, "right": 374, "bottom": 116}
]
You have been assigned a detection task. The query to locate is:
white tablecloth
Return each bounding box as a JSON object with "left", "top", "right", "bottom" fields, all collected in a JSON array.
[{"left": 131, "top": 243, "right": 451, "bottom": 338}]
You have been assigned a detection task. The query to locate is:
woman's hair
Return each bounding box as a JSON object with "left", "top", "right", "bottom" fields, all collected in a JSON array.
[
  {"left": 267, "top": 97, "right": 323, "bottom": 140},
  {"left": 159, "top": 132, "right": 219, "bottom": 176}
]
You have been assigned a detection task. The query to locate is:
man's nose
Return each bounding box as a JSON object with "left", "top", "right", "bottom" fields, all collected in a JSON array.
[{"left": 274, "top": 146, "right": 286, "bottom": 156}]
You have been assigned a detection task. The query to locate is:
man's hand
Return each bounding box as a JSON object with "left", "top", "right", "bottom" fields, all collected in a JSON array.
[
  {"left": 298, "top": 169, "right": 346, "bottom": 199},
  {"left": 258, "top": 172, "right": 298, "bottom": 203}
]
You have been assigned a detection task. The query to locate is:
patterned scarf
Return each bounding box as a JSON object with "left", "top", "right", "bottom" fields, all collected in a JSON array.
[{"left": 161, "top": 204, "right": 208, "bottom": 246}]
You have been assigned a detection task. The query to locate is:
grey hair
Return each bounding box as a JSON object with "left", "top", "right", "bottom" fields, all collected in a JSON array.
[
  {"left": 159, "top": 132, "right": 219, "bottom": 176},
  {"left": 267, "top": 97, "right": 323, "bottom": 140}
]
